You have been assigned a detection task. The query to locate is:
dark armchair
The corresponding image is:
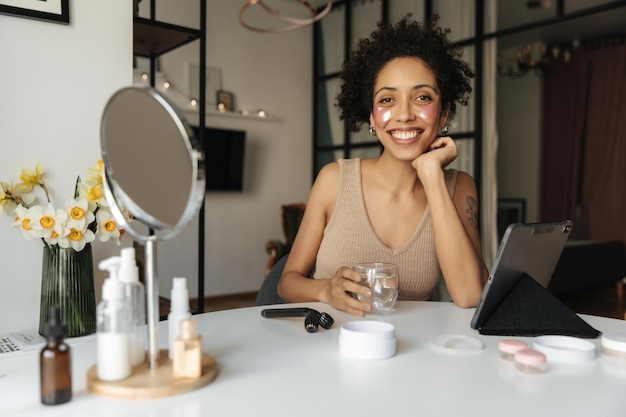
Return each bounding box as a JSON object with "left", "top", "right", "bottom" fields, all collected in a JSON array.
[{"left": 264, "top": 203, "right": 306, "bottom": 275}]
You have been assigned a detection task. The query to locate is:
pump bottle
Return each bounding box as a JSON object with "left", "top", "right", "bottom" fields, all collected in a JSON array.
[
  {"left": 168, "top": 277, "right": 191, "bottom": 359},
  {"left": 40, "top": 305, "right": 72, "bottom": 405},
  {"left": 119, "top": 247, "right": 146, "bottom": 366},
  {"left": 96, "top": 266, "right": 132, "bottom": 381}
]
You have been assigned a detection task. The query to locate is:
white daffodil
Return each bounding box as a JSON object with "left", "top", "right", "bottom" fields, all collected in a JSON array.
[
  {"left": 29, "top": 202, "right": 70, "bottom": 246},
  {"left": 11, "top": 205, "right": 40, "bottom": 240},
  {"left": 95, "top": 208, "right": 121, "bottom": 243},
  {"left": 2, "top": 161, "right": 124, "bottom": 252},
  {"left": 63, "top": 198, "right": 95, "bottom": 231},
  {"left": 57, "top": 226, "right": 96, "bottom": 252}
]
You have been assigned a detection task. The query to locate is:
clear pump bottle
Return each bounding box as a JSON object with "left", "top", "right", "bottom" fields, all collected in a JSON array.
[
  {"left": 119, "top": 247, "right": 146, "bottom": 366},
  {"left": 168, "top": 277, "right": 191, "bottom": 359},
  {"left": 40, "top": 305, "right": 72, "bottom": 405},
  {"left": 96, "top": 277, "right": 132, "bottom": 381}
]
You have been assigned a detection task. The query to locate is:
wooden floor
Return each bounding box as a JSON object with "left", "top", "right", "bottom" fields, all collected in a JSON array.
[{"left": 160, "top": 284, "right": 625, "bottom": 320}]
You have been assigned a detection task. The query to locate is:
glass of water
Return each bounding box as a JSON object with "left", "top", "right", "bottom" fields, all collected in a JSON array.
[{"left": 353, "top": 262, "right": 399, "bottom": 315}]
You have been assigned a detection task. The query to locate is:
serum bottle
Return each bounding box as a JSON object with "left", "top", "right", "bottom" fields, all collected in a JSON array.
[
  {"left": 40, "top": 305, "right": 72, "bottom": 405},
  {"left": 173, "top": 319, "right": 203, "bottom": 378},
  {"left": 168, "top": 277, "right": 191, "bottom": 359}
]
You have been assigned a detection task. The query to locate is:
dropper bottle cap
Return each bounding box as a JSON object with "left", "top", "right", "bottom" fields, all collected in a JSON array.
[
  {"left": 119, "top": 247, "right": 139, "bottom": 284},
  {"left": 171, "top": 277, "right": 189, "bottom": 313},
  {"left": 44, "top": 305, "right": 67, "bottom": 340}
]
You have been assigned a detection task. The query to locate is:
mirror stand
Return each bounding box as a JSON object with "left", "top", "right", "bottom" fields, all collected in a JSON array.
[
  {"left": 85, "top": 86, "right": 212, "bottom": 398},
  {"left": 145, "top": 235, "right": 158, "bottom": 370}
]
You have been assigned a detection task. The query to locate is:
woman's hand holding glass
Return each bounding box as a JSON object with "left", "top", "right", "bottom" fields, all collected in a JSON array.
[{"left": 324, "top": 267, "right": 373, "bottom": 317}]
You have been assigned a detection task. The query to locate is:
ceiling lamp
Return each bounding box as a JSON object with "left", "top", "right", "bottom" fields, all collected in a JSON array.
[
  {"left": 497, "top": 40, "right": 579, "bottom": 78},
  {"left": 239, "top": 0, "right": 333, "bottom": 33}
]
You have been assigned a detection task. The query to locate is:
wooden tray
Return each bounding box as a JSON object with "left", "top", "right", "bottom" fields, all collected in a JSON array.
[{"left": 86, "top": 349, "right": 217, "bottom": 399}]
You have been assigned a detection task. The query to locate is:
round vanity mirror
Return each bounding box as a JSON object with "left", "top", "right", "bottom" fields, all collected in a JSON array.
[
  {"left": 100, "top": 86, "right": 205, "bottom": 371},
  {"left": 100, "top": 86, "right": 205, "bottom": 242}
]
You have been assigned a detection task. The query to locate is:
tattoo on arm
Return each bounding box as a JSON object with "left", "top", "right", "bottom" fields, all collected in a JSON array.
[{"left": 465, "top": 196, "right": 479, "bottom": 230}]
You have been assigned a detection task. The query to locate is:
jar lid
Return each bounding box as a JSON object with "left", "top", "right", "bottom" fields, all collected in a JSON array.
[
  {"left": 601, "top": 334, "right": 626, "bottom": 353},
  {"left": 515, "top": 349, "right": 546, "bottom": 366},
  {"left": 498, "top": 339, "right": 528, "bottom": 354},
  {"left": 533, "top": 335, "right": 596, "bottom": 363}
]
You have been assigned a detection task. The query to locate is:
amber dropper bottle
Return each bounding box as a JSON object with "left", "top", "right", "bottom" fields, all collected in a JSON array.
[{"left": 40, "top": 305, "right": 72, "bottom": 405}]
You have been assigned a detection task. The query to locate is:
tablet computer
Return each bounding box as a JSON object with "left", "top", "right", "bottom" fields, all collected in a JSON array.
[{"left": 470, "top": 220, "right": 573, "bottom": 330}]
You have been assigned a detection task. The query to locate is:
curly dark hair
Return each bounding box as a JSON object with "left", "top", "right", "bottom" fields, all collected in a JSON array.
[{"left": 336, "top": 15, "right": 474, "bottom": 132}]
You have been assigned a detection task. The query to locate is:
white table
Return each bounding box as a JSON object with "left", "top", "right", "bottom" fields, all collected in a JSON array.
[{"left": 4, "top": 301, "right": 626, "bottom": 416}]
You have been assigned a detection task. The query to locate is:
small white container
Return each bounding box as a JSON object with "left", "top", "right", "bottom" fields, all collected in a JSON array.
[{"left": 339, "top": 321, "right": 396, "bottom": 359}]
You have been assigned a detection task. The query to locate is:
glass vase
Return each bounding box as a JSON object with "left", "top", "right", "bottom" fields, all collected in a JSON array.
[{"left": 39, "top": 244, "right": 97, "bottom": 337}]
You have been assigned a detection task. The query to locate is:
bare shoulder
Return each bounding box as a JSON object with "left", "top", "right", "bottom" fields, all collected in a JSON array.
[
  {"left": 453, "top": 170, "right": 478, "bottom": 196},
  {"left": 310, "top": 161, "right": 340, "bottom": 195},
  {"left": 306, "top": 161, "right": 340, "bottom": 213}
]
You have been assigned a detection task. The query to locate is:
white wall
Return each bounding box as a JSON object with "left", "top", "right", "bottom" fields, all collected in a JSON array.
[
  {"left": 0, "top": 0, "right": 312, "bottom": 334},
  {"left": 143, "top": 0, "right": 313, "bottom": 300},
  {"left": 0, "top": 0, "right": 131, "bottom": 333}
]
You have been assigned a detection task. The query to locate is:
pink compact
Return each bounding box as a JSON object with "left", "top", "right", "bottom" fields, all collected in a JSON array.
[
  {"left": 498, "top": 339, "right": 528, "bottom": 361},
  {"left": 514, "top": 349, "right": 547, "bottom": 374}
]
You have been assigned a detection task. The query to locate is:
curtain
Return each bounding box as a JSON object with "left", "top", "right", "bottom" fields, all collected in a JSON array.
[
  {"left": 580, "top": 41, "right": 626, "bottom": 242},
  {"left": 540, "top": 49, "right": 590, "bottom": 237},
  {"left": 481, "top": 0, "right": 499, "bottom": 267},
  {"left": 541, "top": 38, "right": 626, "bottom": 243}
]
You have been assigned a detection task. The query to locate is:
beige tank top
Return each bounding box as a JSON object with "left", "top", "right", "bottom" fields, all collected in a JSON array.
[{"left": 314, "top": 158, "right": 458, "bottom": 300}]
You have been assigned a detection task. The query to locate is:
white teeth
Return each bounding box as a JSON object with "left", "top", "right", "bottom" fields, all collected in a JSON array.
[{"left": 391, "top": 130, "right": 418, "bottom": 140}]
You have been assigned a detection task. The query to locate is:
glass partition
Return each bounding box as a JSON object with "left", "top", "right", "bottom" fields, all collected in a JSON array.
[
  {"left": 449, "top": 45, "right": 475, "bottom": 134},
  {"left": 434, "top": 0, "right": 475, "bottom": 42},
  {"left": 389, "top": 0, "right": 425, "bottom": 23},
  {"left": 317, "top": 3, "right": 345, "bottom": 76},
  {"left": 350, "top": 0, "right": 382, "bottom": 50},
  {"left": 315, "top": 78, "right": 343, "bottom": 147}
]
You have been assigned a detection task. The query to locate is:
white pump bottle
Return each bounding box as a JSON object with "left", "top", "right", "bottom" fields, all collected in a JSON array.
[{"left": 96, "top": 258, "right": 132, "bottom": 381}]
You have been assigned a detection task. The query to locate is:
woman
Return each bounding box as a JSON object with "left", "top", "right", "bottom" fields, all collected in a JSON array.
[{"left": 277, "top": 16, "right": 488, "bottom": 316}]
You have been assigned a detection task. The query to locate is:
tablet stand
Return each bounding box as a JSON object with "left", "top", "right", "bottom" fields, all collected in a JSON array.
[{"left": 478, "top": 273, "right": 600, "bottom": 338}]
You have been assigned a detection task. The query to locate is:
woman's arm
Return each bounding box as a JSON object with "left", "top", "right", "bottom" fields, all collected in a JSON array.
[
  {"left": 277, "top": 162, "right": 372, "bottom": 316},
  {"left": 414, "top": 138, "right": 489, "bottom": 307}
]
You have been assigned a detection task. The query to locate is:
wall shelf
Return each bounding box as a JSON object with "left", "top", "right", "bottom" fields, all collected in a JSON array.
[{"left": 133, "top": 17, "right": 200, "bottom": 58}]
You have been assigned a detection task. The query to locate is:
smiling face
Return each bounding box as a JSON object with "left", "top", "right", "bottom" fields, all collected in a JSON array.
[{"left": 369, "top": 57, "right": 448, "bottom": 160}]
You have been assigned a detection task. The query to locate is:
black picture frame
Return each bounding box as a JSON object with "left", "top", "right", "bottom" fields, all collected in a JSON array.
[
  {"left": 216, "top": 90, "right": 234, "bottom": 112},
  {"left": 0, "top": 0, "right": 69, "bottom": 24}
]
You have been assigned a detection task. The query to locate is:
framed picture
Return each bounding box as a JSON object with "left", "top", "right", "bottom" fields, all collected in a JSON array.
[
  {"left": 497, "top": 198, "right": 526, "bottom": 242},
  {"left": 217, "top": 90, "right": 234, "bottom": 112},
  {"left": 0, "top": 0, "right": 70, "bottom": 24}
]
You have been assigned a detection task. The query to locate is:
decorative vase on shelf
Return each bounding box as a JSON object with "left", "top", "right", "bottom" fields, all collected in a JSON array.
[{"left": 39, "top": 244, "right": 97, "bottom": 337}]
